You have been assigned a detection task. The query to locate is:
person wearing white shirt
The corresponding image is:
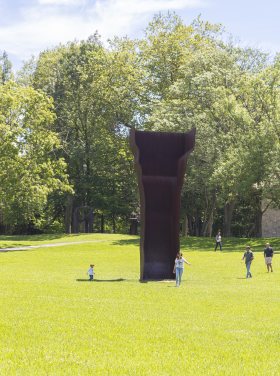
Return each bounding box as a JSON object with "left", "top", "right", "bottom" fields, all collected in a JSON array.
[
  {"left": 215, "top": 231, "right": 222, "bottom": 251},
  {"left": 173, "top": 253, "right": 191, "bottom": 287},
  {"left": 87, "top": 264, "right": 95, "bottom": 281}
]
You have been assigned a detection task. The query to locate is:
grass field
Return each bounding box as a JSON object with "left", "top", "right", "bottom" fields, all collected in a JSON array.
[{"left": 1, "top": 234, "right": 280, "bottom": 375}]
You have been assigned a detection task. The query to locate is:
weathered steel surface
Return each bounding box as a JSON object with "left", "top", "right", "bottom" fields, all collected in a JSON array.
[{"left": 130, "top": 129, "right": 196, "bottom": 280}]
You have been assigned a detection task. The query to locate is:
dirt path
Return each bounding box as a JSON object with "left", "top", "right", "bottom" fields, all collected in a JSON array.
[{"left": 0, "top": 240, "right": 105, "bottom": 252}]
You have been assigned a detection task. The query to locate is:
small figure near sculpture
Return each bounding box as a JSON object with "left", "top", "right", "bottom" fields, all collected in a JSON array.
[{"left": 173, "top": 253, "right": 191, "bottom": 287}]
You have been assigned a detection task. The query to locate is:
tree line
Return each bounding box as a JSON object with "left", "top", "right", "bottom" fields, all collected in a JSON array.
[{"left": 0, "top": 14, "right": 279, "bottom": 237}]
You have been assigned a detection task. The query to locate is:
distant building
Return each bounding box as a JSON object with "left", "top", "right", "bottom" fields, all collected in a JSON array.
[{"left": 262, "top": 205, "right": 280, "bottom": 237}]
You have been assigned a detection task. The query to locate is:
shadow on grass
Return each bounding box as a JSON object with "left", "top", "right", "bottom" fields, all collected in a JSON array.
[
  {"left": 76, "top": 278, "right": 126, "bottom": 282},
  {"left": 0, "top": 244, "right": 34, "bottom": 250},
  {"left": 111, "top": 235, "right": 280, "bottom": 253},
  {"left": 139, "top": 279, "right": 175, "bottom": 284},
  {"left": 0, "top": 233, "right": 71, "bottom": 243},
  {"left": 0, "top": 233, "right": 75, "bottom": 248},
  {"left": 180, "top": 236, "right": 280, "bottom": 253},
  {"left": 0, "top": 248, "right": 37, "bottom": 253},
  {"left": 112, "top": 238, "right": 140, "bottom": 246}
]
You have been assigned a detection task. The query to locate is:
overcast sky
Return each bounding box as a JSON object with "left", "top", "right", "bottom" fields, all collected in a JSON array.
[{"left": 1, "top": 0, "right": 280, "bottom": 71}]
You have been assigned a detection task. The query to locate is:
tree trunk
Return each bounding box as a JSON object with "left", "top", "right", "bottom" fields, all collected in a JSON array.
[
  {"left": 202, "top": 191, "right": 216, "bottom": 237},
  {"left": 112, "top": 213, "right": 116, "bottom": 234},
  {"left": 100, "top": 214, "right": 104, "bottom": 233},
  {"left": 65, "top": 195, "right": 73, "bottom": 234},
  {"left": 255, "top": 209, "right": 262, "bottom": 238},
  {"left": 254, "top": 194, "right": 263, "bottom": 238},
  {"left": 195, "top": 212, "right": 200, "bottom": 236},
  {"left": 188, "top": 216, "right": 194, "bottom": 236},
  {"left": 203, "top": 210, "right": 214, "bottom": 237},
  {"left": 223, "top": 200, "right": 236, "bottom": 237},
  {"left": 182, "top": 214, "right": 189, "bottom": 236}
]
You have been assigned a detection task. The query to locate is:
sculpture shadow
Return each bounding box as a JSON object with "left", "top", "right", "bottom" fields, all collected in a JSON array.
[{"left": 76, "top": 278, "right": 126, "bottom": 282}]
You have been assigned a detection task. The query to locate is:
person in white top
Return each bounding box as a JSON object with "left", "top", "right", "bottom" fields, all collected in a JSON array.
[
  {"left": 87, "top": 264, "right": 95, "bottom": 281},
  {"left": 215, "top": 230, "right": 222, "bottom": 251},
  {"left": 173, "top": 253, "right": 191, "bottom": 287}
]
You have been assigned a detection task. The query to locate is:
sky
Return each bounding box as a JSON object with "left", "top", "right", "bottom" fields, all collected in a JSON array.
[{"left": 1, "top": 0, "right": 280, "bottom": 71}]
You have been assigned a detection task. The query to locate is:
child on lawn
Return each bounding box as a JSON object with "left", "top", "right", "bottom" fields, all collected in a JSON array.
[{"left": 87, "top": 264, "right": 95, "bottom": 281}]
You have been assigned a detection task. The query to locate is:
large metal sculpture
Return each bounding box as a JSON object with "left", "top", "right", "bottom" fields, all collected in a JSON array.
[{"left": 130, "top": 129, "right": 196, "bottom": 281}]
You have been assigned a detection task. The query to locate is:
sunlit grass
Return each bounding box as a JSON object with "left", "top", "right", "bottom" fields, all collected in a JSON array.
[{"left": 1, "top": 234, "right": 279, "bottom": 375}]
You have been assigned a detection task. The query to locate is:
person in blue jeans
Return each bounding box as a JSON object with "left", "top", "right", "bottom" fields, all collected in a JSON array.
[
  {"left": 173, "top": 253, "right": 191, "bottom": 287},
  {"left": 242, "top": 246, "right": 254, "bottom": 278}
]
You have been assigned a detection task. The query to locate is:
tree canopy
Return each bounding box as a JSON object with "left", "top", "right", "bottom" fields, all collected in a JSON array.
[{"left": 1, "top": 13, "right": 279, "bottom": 236}]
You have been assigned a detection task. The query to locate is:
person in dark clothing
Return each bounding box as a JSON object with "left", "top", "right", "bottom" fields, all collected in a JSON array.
[
  {"left": 264, "top": 243, "right": 274, "bottom": 272},
  {"left": 242, "top": 246, "right": 254, "bottom": 278}
]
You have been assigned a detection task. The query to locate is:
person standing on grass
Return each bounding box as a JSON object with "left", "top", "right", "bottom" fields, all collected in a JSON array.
[
  {"left": 264, "top": 243, "right": 274, "bottom": 272},
  {"left": 242, "top": 246, "right": 254, "bottom": 278},
  {"left": 173, "top": 253, "right": 191, "bottom": 287},
  {"left": 87, "top": 264, "right": 95, "bottom": 281},
  {"left": 215, "top": 230, "right": 222, "bottom": 251}
]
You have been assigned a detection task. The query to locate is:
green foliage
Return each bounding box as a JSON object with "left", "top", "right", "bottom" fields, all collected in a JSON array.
[
  {"left": 0, "top": 51, "right": 13, "bottom": 84},
  {"left": 2, "top": 13, "right": 280, "bottom": 235},
  {"left": 31, "top": 35, "right": 142, "bottom": 230},
  {"left": 0, "top": 82, "right": 71, "bottom": 228},
  {"left": 136, "top": 15, "right": 280, "bottom": 236}
]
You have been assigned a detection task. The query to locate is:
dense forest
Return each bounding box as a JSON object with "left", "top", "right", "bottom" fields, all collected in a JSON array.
[{"left": 0, "top": 14, "right": 279, "bottom": 237}]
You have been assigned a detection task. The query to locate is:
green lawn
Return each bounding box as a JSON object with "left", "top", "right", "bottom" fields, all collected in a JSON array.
[{"left": 0, "top": 234, "right": 279, "bottom": 375}]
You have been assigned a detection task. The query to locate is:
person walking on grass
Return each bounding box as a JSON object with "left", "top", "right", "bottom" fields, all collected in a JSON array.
[
  {"left": 173, "top": 253, "right": 191, "bottom": 287},
  {"left": 264, "top": 243, "right": 274, "bottom": 272},
  {"left": 215, "top": 230, "right": 222, "bottom": 251},
  {"left": 242, "top": 246, "right": 254, "bottom": 278},
  {"left": 87, "top": 264, "right": 95, "bottom": 281}
]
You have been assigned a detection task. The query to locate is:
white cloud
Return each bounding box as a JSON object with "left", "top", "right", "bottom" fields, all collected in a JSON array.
[
  {"left": 0, "top": 0, "right": 206, "bottom": 70},
  {"left": 38, "top": 0, "right": 84, "bottom": 5},
  {"left": 92, "top": 0, "right": 206, "bottom": 35},
  {"left": 94, "top": 0, "right": 205, "bottom": 15}
]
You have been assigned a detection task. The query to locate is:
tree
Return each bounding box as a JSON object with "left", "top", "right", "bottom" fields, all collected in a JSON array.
[
  {"left": 0, "top": 51, "right": 13, "bottom": 84},
  {"left": 11, "top": 13, "right": 279, "bottom": 236},
  {"left": 138, "top": 15, "right": 279, "bottom": 237},
  {"left": 0, "top": 82, "right": 71, "bottom": 231},
  {"left": 32, "top": 35, "right": 142, "bottom": 232}
]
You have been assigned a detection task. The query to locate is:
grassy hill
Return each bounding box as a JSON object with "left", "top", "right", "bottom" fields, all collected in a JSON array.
[{"left": 0, "top": 234, "right": 279, "bottom": 375}]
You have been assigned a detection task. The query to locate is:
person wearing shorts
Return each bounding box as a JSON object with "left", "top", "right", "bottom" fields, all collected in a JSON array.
[{"left": 264, "top": 243, "right": 274, "bottom": 272}]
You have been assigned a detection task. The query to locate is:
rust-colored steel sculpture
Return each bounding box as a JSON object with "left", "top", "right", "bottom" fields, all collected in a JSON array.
[{"left": 130, "top": 129, "right": 196, "bottom": 281}]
